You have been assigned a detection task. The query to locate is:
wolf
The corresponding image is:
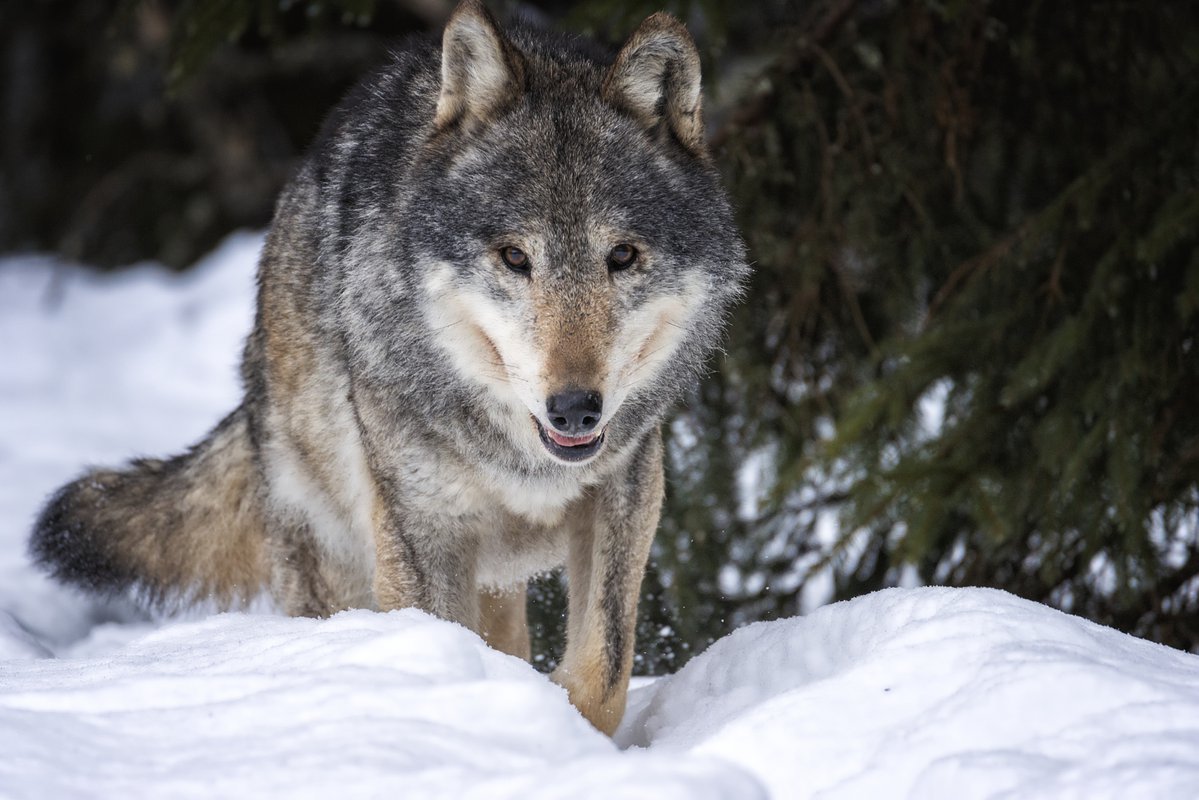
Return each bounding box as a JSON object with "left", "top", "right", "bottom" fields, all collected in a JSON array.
[{"left": 30, "top": 0, "right": 747, "bottom": 734}]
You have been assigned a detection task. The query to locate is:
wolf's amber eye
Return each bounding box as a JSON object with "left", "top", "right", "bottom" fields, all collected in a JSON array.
[
  {"left": 607, "top": 244, "right": 637, "bottom": 271},
  {"left": 500, "top": 246, "right": 529, "bottom": 273}
]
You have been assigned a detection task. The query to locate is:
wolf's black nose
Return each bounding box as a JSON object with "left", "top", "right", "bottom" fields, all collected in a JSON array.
[{"left": 546, "top": 390, "right": 603, "bottom": 436}]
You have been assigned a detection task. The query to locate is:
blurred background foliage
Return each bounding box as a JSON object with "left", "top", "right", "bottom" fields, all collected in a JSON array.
[{"left": 3, "top": 0, "right": 1197, "bottom": 669}]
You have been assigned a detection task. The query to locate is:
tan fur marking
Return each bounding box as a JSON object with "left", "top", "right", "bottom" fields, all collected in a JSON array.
[
  {"left": 478, "top": 585, "right": 531, "bottom": 660},
  {"left": 72, "top": 411, "right": 271, "bottom": 609},
  {"left": 555, "top": 643, "right": 628, "bottom": 736},
  {"left": 371, "top": 495, "right": 423, "bottom": 612},
  {"left": 534, "top": 287, "right": 612, "bottom": 395},
  {"left": 259, "top": 262, "right": 313, "bottom": 400},
  {"left": 176, "top": 425, "right": 270, "bottom": 603},
  {"left": 258, "top": 237, "right": 379, "bottom": 611}
]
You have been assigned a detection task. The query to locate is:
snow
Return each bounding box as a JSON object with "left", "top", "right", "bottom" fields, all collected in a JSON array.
[
  {"left": 3, "top": 234, "right": 1199, "bottom": 798},
  {"left": 618, "top": 589, "right": 1199, "bottom": 798},
  {"left": 0, "top": 610, "right": 757, "bottom": 799}
]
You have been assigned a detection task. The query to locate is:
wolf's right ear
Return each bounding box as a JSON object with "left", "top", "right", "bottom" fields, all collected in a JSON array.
[
  {"left": 603, "top": 13, "right": 706, "bottom": 156},
  {"left": 435, "top": 0, "right": 525, "bottom": 130}
]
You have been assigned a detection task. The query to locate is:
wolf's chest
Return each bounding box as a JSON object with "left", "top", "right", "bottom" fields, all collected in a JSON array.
[
  {"left": 484, "top": 467, "right": 586, "bottom": 527},
  {"left": 405, "top": 456, "right": 584, "bottom": 589},
  {"left": 472, "top": 472, "right": 583, "bottom": 589}
]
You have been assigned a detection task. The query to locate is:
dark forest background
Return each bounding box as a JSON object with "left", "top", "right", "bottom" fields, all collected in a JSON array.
[{"left": 3, "top": 0, "right": 1197, "bottom": 671}]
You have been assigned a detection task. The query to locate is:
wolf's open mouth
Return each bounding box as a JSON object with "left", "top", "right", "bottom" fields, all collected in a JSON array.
[{"left": 533, "top": 418, "right": 605, "bottom": 462}]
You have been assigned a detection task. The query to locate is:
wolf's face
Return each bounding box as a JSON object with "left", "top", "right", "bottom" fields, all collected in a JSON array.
[
  {"left": 393, "top": 5, "right": 746, "bottom": 467},
  {"left": 416, "top": 113, "right": 729, "bottom": 465}
]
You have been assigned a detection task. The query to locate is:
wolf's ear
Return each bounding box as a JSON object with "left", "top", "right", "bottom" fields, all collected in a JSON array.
[
  {"left": 435, "top": 0, "right": 525, "bottom": 129},
  {"left": 603, "top": 13, "right": 705, "bottom": 156}
]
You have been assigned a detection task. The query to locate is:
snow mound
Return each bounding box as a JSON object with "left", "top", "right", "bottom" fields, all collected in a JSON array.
[
  {"left": 618, "top": 587, "right": 1199, "bottom": 798},
  {"left": 0, "top": 609, "right": 759, "bottom": 799},
  {"left": 3, "top": 235, "right": 1199, "bottom": 798},
  {"left": 1, "top": 589, "right": 1198, "bottom": 798}
]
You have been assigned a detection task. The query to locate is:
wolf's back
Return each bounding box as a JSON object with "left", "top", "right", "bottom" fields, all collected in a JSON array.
[{"left": 30, "top": 407, "right": 271, "bottom": 607}]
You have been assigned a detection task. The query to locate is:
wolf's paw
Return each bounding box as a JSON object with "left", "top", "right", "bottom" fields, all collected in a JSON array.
[{"left": 551, "top": 664, "right": 628, "bottom": 736}]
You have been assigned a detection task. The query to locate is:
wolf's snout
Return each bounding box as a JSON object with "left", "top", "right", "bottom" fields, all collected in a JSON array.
[{"left": 546, "top": 390, "right": 603, "bottom": 436}]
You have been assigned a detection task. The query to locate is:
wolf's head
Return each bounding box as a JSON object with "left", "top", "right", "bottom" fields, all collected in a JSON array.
[{"left": 345, "top": 1, "right": 748, "bottom": 468}]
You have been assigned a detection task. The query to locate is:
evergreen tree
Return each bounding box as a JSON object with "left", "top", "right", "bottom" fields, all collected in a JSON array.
[{"left": 665, "top": 0, "right": 1199, "bottom": 655}]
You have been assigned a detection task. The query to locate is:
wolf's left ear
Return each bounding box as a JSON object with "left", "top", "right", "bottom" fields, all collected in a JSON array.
[
  {"left": 603, "top": 13, "right": 705, "bottom": 156},
  {"left": 435, "top": 0, "right": 525, "bottom": 129}
]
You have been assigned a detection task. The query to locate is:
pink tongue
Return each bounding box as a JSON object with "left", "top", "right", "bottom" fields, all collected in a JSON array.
[{"left": 547, "top": 428, "right": 598, "bottom": 447}]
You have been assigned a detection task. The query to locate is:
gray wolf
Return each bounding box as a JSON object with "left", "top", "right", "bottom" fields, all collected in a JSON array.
[{"left": 30, "top": 0, "right": 748, "bottom": 734}]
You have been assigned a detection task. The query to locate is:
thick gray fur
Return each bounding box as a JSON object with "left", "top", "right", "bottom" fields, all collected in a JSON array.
[{"left": 30, "top": 1, "right": 748, "bottom": 733}]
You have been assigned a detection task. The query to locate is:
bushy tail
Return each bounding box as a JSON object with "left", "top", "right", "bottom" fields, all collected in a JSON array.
[{"left": 30, "top": 407, "right": 271, "bottom": 608}]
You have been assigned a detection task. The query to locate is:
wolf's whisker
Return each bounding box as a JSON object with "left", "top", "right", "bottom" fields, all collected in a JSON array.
[
  {"left": 618, "top": 342, "right": 677, "bottom": 389},
  {"left": 430, "top": 318, "right": 466, "bottom": 334}
]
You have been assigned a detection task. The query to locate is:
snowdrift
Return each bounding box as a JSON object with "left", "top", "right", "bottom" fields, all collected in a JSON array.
[
  {"left": 2, "top": 589, "right": 1199, "bottom": 798},
  {"left": 3, "top": 236, "right": 1199, "bottom": 798}
]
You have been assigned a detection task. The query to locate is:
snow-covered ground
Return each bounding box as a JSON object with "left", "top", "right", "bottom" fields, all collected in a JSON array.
[{"left": 2, "top": 235, "right": 1199, "bottom": 798}]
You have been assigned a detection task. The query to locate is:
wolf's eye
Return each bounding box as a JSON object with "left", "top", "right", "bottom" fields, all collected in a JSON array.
[
  {"left": 500, "top": 246, "right": 529, "bottom": 273},
  {"left": 607, "top": 244, "right": 637, "bottom": 271}
]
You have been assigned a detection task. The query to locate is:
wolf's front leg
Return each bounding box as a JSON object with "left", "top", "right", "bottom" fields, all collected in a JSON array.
[
  {"left": 479, "top": 585, "right": 530, "bottom": 660},
  {"left": 554, "top": 433, "right": 664, "bottom": 735},
  {"left": 373, "top": 505, "right": 480, "bottom": 630}
]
